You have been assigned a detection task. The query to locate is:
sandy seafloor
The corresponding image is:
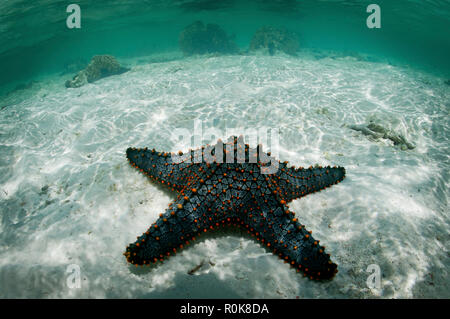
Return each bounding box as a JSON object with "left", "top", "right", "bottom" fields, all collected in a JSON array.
[{"left": 0, "top": 51, "right": 448, "bottom": 298}]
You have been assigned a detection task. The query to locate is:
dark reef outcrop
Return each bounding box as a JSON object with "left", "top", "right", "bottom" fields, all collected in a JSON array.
[
  {"left": 65, "top": 55, "right": 129, "bottom": 88},
  {"left": 249, "top": 26, "right": 300, "bottom": 56},
  {"left": 179, "top": 21, "right": 238, "bottom": 56}
]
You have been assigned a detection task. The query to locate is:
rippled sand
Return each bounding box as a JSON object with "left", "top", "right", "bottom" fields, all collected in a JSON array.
[{"left": 0, "top": 52, "right": 448, "bottom": 298}]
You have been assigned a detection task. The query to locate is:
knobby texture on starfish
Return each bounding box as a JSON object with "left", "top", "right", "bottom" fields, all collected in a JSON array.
[{"left": 124, "top": 136, "right": 345, "bottom": 280}]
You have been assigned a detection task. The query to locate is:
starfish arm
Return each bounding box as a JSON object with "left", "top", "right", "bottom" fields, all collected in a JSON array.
[
  {"left": 126, "top": 147, "right": 197, "bottom": 192},
  {"left": 240, "top": 193, "right": 338, "bottom": 280},
  {"left": 124, "top": 192, "right": 202, "bottom": 265},
  {"left": 274, "top": 164, "right": 346, "bottom": 202},
  {"left": 124, "top": 179, "right": 229, "bottom": 265}
]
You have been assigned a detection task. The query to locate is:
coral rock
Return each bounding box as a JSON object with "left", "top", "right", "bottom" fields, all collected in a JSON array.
[
  {"left": 249, "top": 26, "right": 300, "bottom": 56},
  {"left": 179, "top": 21, "right": 238, "bottom": 56},
  {"left": 65, "top": 55, "right": 129, "bottom": 88}
]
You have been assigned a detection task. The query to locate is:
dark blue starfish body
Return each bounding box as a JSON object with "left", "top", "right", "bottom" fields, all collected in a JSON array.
[{"left": 125, "top": 136, "right": 345, "bottom": 280}]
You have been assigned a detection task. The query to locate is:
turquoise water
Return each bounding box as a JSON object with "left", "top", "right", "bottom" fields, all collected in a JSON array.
[
  {"left": 0, "top": 1, "right": 449, "bottom": 298},
  {"left": 0, "top": 0, "right": 449, "bottom": 91}
]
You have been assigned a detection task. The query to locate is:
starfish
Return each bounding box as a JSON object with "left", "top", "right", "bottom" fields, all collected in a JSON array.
[{"left": 124, "top": 136, "right": 345, "bottom": 280}]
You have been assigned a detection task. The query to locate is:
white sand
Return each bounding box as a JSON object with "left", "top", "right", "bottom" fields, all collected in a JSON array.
[{"left": 0, "top": 52, "right": 448, "bottom": 298}]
